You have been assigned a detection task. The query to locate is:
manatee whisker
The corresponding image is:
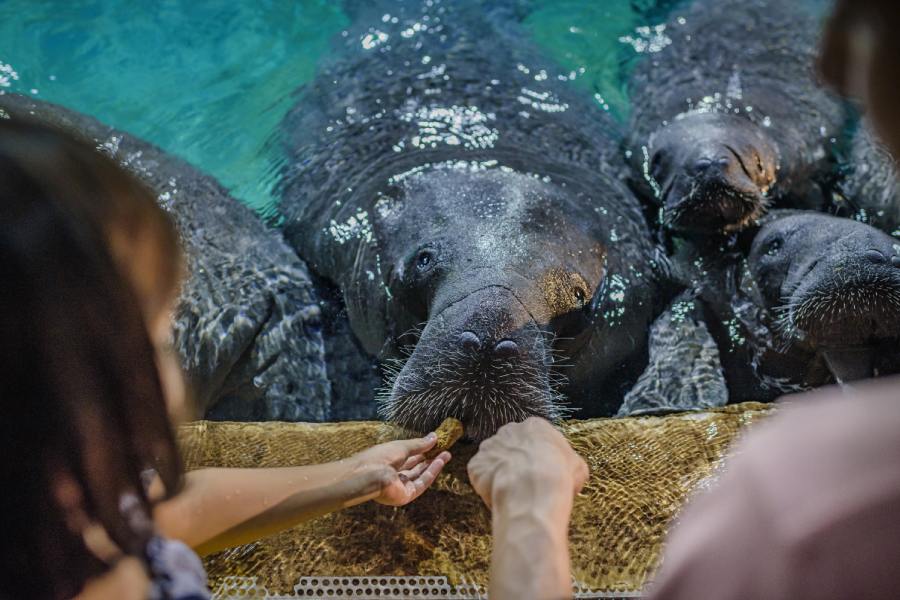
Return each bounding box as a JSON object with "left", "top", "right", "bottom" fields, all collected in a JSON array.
[
  {"left": 379, "top": 335, "right": 568, "bottom": 440},
  {"left": 395, "top": 323, "right": 427, "bottom": 344}
]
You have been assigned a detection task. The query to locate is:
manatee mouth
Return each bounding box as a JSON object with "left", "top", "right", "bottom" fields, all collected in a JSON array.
[
  {"left": 661, "top": 173, "right": 768, "bottom": 235},
  {"left": 377, "top": 323, "right": 569, "bottom": 442},
  {"left": 774, "top": 272, "right": 900, "bottom": 350}
]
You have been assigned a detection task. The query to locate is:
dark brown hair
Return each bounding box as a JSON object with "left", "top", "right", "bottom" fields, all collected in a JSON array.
[{"left": 0, "top": 118, "right": 183, "bottom": 599}]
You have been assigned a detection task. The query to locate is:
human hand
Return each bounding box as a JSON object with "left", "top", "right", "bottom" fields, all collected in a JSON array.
[
  {"left": 467, "top": 417, "right": 588, "bottom": 510},
  {"left": 351, "top": 433, "right": 452, "bottom": 507}
]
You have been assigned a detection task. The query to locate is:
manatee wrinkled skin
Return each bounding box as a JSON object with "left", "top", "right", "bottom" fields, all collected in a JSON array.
[
  {"left": 617, "top": 292, "right": 727, "bottom": 417},
  {"left": 627, "top": 0, "right": 846, "bottom": 237},
  {"left": 278, "top": 1, "right": 661, "bottom": 437},
  {"left": 0, "top": 94, "right": 332, "bottom": 421},
  {"left": 840, "top": 123, "right": 900, "bottom": 237}
]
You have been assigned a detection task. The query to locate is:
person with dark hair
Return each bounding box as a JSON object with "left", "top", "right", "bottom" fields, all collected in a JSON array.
[
  {"left": 468, "top": 2, "right": 900, "bottom": 598},
  {"left": 0, "top": 118, "right": 451, "bottom": 600}
]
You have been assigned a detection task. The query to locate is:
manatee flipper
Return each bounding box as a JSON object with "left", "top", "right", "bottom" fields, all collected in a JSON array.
[
  {"left": 617, "top": 294, "right": 727, "bottom": 417},
  {"left": 0, "top": 94, "right": 332, "bottom": 421},
  {"left": 310, "top": 275, "right": 382, "bottom": 420}
]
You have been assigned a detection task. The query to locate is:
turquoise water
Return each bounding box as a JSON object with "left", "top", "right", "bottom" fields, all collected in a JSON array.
[{"left": 0, "top": 0, "right": 671, "bottom": 217}]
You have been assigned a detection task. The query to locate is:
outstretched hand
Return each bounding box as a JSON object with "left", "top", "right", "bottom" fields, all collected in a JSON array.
[{"left": 351, "top": 433, "right": 452, "bottom": 506}]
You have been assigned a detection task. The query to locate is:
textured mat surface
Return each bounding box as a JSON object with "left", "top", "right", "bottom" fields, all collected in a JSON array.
[{"left": 177, "top": 403, "right": 772, "bottom": 595}]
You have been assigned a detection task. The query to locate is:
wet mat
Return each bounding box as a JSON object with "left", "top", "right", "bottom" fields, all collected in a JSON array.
[{"left": 177, "top": 402, "right": 772, "bottom": 597}]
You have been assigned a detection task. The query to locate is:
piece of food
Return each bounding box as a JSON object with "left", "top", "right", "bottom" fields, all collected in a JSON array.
[{"left": 425, "top": 417, "right": 464, "bottom": 459}]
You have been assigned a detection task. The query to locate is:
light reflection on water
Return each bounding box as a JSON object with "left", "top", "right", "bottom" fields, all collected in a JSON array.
[
  {"left": 0, "top": 0, "right": 675, "bottom": 217},
  {"left": 0, "top": 0, "right": 348, "bottom": 218}
]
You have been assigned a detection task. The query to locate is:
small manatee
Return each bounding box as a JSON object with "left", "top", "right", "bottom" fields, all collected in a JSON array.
[
  {"left": 746, "top": 211, "right": 900, "bottom": 385},
  {"left": 641, "top": 211, "right": 900, "bottom": 407},
  {"left": 627, "top": 0, "right": 845, "bottom": 238}
]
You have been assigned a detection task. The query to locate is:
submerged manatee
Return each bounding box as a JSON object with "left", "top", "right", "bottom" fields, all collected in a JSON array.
[
  {"left": 279, "top": 1, "right": 660, "bottom": 439},
  {"left": 627, "top": 0, "right": 845, "bottom": 237},
  {"left": 747, "top": 212, "right": 900, "bottom": 384},
  {"left": 620, "top": 210, "right": 900, "bottom": 415},
  {"left": 0, "top": 94, "right": 331, "bottom": 420},
  {"left": 840, "top": 123, "right": 900, "bottom": 237}
]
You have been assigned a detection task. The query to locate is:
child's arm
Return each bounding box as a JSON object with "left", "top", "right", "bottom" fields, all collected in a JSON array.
[{"left": 151, "top": 434, "right": 449, "bottom": 556}]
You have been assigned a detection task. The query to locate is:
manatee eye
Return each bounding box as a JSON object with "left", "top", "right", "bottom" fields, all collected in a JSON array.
[
  {"left": 764, "top": 237, "right": 783, "bottom": 256},
  {"left": 573, "top": 287, "right": 587, "bottom": 309},
  {"left": 415, "top": 248, "right": 436, "bottom": 272},
  {"left": 395, "top": 245, "right": 443, "bottom": 318}
]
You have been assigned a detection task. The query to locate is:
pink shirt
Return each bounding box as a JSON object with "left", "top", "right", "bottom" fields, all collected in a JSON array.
[{"left": 648, "top": 378, "right": 900, "bottom": 599}]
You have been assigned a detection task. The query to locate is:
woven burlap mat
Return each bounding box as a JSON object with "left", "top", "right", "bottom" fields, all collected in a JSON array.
[{"left": 177, "top": 403, "right": 772, "bottom": 596}]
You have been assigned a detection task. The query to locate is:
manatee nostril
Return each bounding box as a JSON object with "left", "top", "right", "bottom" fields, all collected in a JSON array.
[
  {"left": 493, "top": 339, "right": 519, "bottom": 358},
  {"left": 865, "top": 249, "right": 887, "bottom": 264},
  {"left": 458, "top": 331, "right": 481, "bottom": 352},
  {"left": 692, "top": 158, "right": 713, "bottom": 173},
  {"left": 715, "top": 157, "right": 730, "bottom": 168},
  {"left": 892, "top": 256, "right": 900, "bottom": 268}
]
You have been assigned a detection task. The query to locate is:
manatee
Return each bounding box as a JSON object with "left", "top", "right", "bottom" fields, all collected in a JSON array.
[
  {"left": 839, "top": 122, "right": 900, "bottom": 237},
  {"left": 626, "top": 0, "right": 846, "bottom": 238},
  {"left": 0, "top": 94, "right": 332, "bottom": 421},
  {"left": 620, "top": 210, "right": 900, "bottom": 416},
  {"left": 278, "top": 0, "right": 661, "bottom": 439},
  {"left": 745, "top": 211, "right": 900, "bottom": 384}
]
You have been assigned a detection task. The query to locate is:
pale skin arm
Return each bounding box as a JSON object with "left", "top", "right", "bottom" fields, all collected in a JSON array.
[
  {"left": 468, "top": 418, "right": 589, "bottom": 600},
  {"left": 152, "top": 434, "right": 450, "bottom": 556}
]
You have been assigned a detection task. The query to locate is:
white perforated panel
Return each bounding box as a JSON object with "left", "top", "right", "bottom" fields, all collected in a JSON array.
[{"left": 211, "top": 575, "right": 643, "bottom": 599}]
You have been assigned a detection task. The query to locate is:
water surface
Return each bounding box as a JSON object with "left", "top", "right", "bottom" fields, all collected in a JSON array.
[{"left": 0, "top": 0, "right": 678, "bottom": 217}]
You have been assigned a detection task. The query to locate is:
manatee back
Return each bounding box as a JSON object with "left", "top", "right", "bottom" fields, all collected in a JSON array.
[
  {"left": 627, "top": 0, "right": 844, "bottom": 192},
  {"left": 0, "top": 94, "right": 332, "bottom": 421},
  {"left": 278, "top": 0, "right": 641, "bottom": 276}
]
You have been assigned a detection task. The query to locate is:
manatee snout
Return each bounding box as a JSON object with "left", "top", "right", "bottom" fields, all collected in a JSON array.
[
  {"left": 647, "top": 113, "right": 777, "bottom": 234},
  {"left": 786, "top": 249, "right": 900, "bottom": 347},
  {"left": 750, "top": 213, "right": 900, "bottom": 349},
  {"left": 379, "top": 285, "right": 565, "bottom": 441}
]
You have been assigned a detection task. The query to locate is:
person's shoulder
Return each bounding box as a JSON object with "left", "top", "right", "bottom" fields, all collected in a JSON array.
[
  {"left": 744, "top": 377, "right": 900, "bottom": 464},
  {"left": 732, "top": 378, "right": 900, "bottom": 542},
  {"left": 649, "top": 380, "right": 900, "bottom": 599}
]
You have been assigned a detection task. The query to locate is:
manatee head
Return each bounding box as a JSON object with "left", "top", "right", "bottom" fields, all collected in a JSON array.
[
  {"left": 748, "top": 212, "right": 900, "bottom": 380},
  {"left": 357, "top": 164, "right": 612, "bottom": 440},
  {"left": 644, "top": 112, "right": 778, "bottom": 235}
]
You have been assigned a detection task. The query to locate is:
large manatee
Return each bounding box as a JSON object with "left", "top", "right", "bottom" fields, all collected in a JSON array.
[
  {"left": 278, "top": 0, "right": 661, "bottom": 439},
  {"left": 0, "top": 94, "right": 331, "bottom": 421},
  {"left": 626, "top": 0, "right": 846, "bottom": 238}
]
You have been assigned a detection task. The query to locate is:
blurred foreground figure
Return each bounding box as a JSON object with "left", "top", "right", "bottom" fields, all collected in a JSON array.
[{"left": 0, "top": 119, "right": 449, "bottom": 600}]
